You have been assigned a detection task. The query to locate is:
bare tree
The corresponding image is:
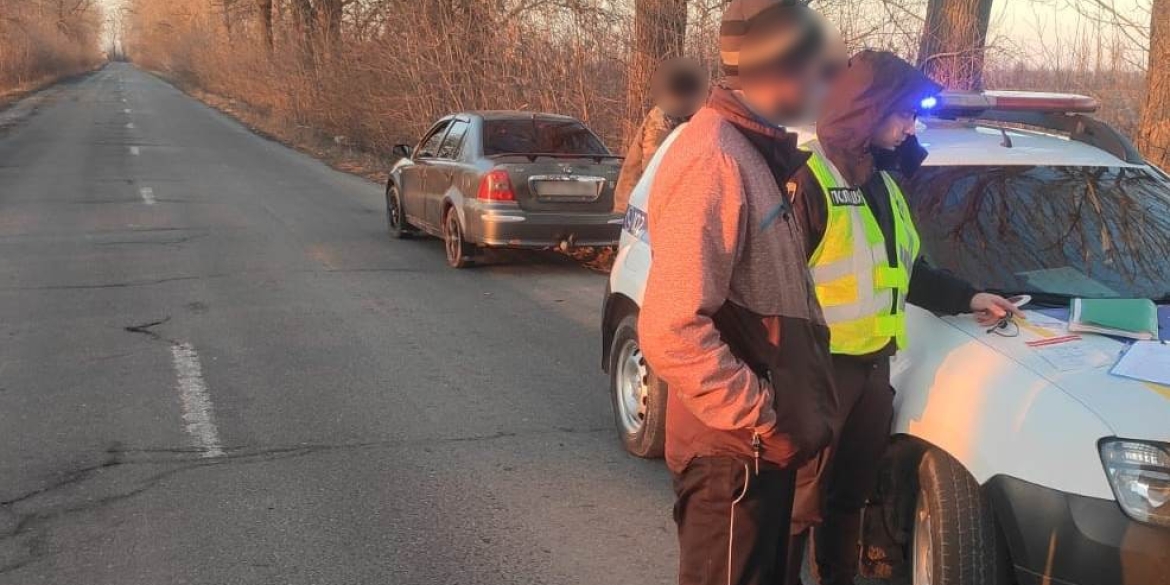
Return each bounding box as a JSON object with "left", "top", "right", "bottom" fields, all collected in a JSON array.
[
  {"left": 625, "top": 0, "right": 687, "bottom": 138},
  {"left": 257, "top": 0, "right": 273, "bottom": 51},
  {"left": 917, "top": 0, "right": 993, "bottom": 89},
  {"left": 1137, "top": 0, "right": 1168, "bottom": 169}
]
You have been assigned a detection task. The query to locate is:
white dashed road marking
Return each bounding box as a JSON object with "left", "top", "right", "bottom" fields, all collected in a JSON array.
[
  {"left": 139, "top": 187, "right": 155, "bottom": 205},
  {"left": 129, "top": 146, "right": 140, "bottom": 156},
  {"left": 126, "top": 122, "right": 135, "bottom": 129},
  {"left": 170, "top": 343, "right": 225, "bottom": 458}
]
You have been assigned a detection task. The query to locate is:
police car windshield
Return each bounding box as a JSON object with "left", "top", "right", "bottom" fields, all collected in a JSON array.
[{"left": 903, "top": 165, "right": 1170, "bottom": 301}]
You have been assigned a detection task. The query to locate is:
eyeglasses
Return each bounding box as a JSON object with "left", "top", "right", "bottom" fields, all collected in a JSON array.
[{"left": 986, "top": 315, "right": 1019, "bottom": 338}]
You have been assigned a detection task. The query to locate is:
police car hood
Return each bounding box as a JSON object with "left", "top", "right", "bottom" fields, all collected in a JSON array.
[{"left": 941, "top": 309, "right": 1170, "bottom": 443}]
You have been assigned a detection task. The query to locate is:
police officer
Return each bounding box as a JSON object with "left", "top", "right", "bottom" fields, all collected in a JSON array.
[
  {"left": 783, "top": 50, "right": 1022, "bottom": 585},
  {"left": 613, "top": 57, "right": 709, "bottom": 215}
]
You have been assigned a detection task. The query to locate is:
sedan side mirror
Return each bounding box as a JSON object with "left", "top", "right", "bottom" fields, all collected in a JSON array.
[{"left": 392, "top": 144, "right": 413, "bottom": 159}]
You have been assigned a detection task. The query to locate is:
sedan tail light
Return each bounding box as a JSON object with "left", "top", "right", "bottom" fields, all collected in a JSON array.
[{"left": 477, "top": 169, "right": 516, "bottom": 201}]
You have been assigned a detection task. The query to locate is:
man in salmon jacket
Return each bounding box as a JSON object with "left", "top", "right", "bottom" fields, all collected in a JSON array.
[{"left": 638, "top": 1, "right": 839, "bottom": 583}]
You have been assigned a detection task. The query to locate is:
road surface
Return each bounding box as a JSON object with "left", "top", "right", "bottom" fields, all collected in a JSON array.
[{"left": 0, "top": 64, "right": 677, "bottom": 584}]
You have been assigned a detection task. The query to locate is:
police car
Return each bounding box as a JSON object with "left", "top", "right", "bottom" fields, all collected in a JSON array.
[{"left": 601, "top": 92, "right": 1170, "bottom": 585}]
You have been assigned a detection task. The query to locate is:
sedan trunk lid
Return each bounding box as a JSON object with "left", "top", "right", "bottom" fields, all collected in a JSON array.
[{"left": 489, "top": 156, "right": 621, "bottom": 214}]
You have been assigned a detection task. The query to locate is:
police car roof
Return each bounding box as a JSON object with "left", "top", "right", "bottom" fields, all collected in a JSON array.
[
  {"left": 791, "top": 120, "right": 1141, "bottom": 169},
  {"left": 917, "top": 120, "right": 1140, "bottom": 168}
]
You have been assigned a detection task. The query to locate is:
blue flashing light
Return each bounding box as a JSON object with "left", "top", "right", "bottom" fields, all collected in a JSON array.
[{"left": 919, "top": 96, "right": 939, "bottom": 110}]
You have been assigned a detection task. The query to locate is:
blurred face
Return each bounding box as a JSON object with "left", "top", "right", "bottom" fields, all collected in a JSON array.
[
  {"left": 872, "top": 110, "right": 917, "bottom": 150},
  {"left": 740, "top": 60, "right": 827, "bottom": 124}
]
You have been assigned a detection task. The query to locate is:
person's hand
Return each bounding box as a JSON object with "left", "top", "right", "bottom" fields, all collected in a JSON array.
[{"left": 970, "top": 292, "right": 1024, "bottom": 326}]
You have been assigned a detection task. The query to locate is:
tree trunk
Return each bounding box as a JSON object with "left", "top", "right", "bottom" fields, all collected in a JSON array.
[
  {"left": 916, "top": 0, "right": 993, "bottom": 90},
  {"left": 319, "top": 0, "right": 342, "bottom": 51},
  {"left": 257, "top": 0, "right": 273, "bottom": 51},
  {"left": 1137, "top": 0, "right": 1169, "bottom": 170},
  {"left": 219, "top": 0, "right": 234, "bottom": 40},
  {"left": 624, "top": 0, "right": 686, "bottom": 141},
  {"left": 291, "top": 0, "right": 317, "bottom": 60}
]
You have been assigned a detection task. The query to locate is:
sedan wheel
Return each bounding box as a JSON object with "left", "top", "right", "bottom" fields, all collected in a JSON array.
[
  {"left": 443, "top": 209, "right": 473, "bottom": 268},
  {"left": 385, "top": 185, "right": 413, "bottom": 239}
]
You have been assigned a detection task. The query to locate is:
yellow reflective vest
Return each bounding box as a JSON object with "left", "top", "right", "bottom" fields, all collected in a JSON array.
[{"left": 804, "top": 143, "right": 921, "bottom": 356}]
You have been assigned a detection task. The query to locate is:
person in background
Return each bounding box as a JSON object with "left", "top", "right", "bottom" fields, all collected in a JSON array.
[
  {"left": 612, "top": 57, "right": 709, "bottom": 215},
  {"left": 637, "top": 1, "right": 839, "bottom": 584},
  {"left": 782, "top": 50, "right": 1023, "bottom": 585}
]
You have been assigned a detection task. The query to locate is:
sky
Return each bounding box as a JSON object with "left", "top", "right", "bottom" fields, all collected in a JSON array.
[{"left": 991, "top": 0, "right": 1150, "bottom": 62}]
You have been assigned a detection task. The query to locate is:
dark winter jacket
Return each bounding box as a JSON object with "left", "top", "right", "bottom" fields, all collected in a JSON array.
[
  {"left": 789, "top": 51, "right": 977, "bottom": 359},
  {"left": 613, "top": 107, "right": 683, "bottom": 214}
]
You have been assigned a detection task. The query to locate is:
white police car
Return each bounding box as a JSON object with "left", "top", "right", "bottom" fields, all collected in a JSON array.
[{"left": 601, "top": 92, "right": 1170, "bottom": 585}]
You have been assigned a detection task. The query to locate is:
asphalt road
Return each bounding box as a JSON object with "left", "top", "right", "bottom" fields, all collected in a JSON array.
[{"left": 0, "top": 64, "right": 678, "bottom": 585}]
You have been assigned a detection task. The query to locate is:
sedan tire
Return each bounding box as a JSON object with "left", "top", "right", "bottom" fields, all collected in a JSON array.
[
  {"left": 608, "top": 314, "right": 666, "bottom": 459},
  {"left": 443, "top": 208, "right": 474, "bottom": 269},
  {"left": 385, "top": 184, "right": 415, "bottom": 239},
  {"left": 911, "top": 448, "right": 1011, "bottom": 585}
]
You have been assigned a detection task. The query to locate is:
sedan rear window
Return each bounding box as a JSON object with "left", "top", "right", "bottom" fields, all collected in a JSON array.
[
  {"left": 904, "top": 165, "right": 1170, "bottom": 301},
  {"left": 483, "top": 118, "right": 609, "bottom": 157}
]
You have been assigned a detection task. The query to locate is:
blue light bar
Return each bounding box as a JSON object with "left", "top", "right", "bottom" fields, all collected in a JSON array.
[{"left": 919, "top": 96, "right": 939, "bottom": 110}]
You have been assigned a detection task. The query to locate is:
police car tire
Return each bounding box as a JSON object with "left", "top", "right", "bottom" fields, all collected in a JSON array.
[
  {"left": 913, "top": 448, "right": 1011, "bottom": 585},
  {"left": 609, "top": 314, "right": 667, "bottom": 459}
]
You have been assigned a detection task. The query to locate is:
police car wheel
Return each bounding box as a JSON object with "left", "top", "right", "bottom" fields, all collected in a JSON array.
[
  {"left": 609, "top": 314, "right": 666, "bottom": 459},
  {"left": 912, "top": 449, "right": 1010, "bottom": 585}
]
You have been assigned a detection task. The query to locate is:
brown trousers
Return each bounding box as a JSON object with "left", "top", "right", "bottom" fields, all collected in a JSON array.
[
  {"left": 787, "top": 356, "right": 895, "bottom": 585},
  {"left": 674, "top": 457, "right": 798, "bottom": 585}
]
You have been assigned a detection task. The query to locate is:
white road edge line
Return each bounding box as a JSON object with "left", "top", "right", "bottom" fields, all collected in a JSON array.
[
  {"left": 170, "top": 342, "right": 225, "bottom": 458},
  {"left": 129, "top": 146, "right": 140, "bottom": 156},
  {"left": 139, "top": 187, "right": 155, "bottom": 205}
]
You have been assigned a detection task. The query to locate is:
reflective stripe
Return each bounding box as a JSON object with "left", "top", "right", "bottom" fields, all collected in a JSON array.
[{"left": 803, "top": 142, "right": 920, "bottom": 356}]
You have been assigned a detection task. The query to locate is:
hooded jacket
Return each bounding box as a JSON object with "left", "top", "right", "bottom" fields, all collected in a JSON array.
[
  {"left": 790, "top": 51, "right": 978, "bottom": 359},
  {"left": 639, "top": 86, "right": 835, "bottom": 473}
]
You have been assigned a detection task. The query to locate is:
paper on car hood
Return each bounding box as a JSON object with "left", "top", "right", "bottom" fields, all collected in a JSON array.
[{"left": 942, "top": 310, "right": 1170, "bottom": 443}]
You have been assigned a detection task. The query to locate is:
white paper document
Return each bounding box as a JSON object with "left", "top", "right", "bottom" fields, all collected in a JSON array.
[
  {"left": 1111, "top": 341, "right": 1170, "bottom": 386},
  {"left": 1035, "top": 341, "right": 1115, "bottom": 372}
]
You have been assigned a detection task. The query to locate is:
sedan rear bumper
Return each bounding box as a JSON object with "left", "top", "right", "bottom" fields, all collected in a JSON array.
[
  {"left": 468, "top": 207, "right": 623, "bottom": 248},
  {"left": 985, "top": 475, "right": 1170, "bottom": 585}
]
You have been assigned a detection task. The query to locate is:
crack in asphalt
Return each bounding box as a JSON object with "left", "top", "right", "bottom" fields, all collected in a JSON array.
[
  {"left": 0, "top": 267, "right": 421, "bottom": 292},
  {"left": 93, "top": 233, "right": 207, "bottom": 246},
  {"left": 0, "top": 274, "right": 225, "bottom": 292},
  {"left": 123, "top": 316, "right": 173, "bottom": 342},
  {"left": 0, "top": 425, "right": 608, "bottom": 575}
]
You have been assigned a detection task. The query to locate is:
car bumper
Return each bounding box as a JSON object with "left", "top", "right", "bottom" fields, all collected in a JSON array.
[
  {"left": 985, "top": 475, "right": 1170, "bottom": 585},
  {"left": 467, "top": 207, "right": 623, "bottom": 248}
]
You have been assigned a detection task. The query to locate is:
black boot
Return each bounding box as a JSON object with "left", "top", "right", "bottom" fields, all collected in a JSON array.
[{"left": 812, "top": 510, "right": 861, "bottom": 585}]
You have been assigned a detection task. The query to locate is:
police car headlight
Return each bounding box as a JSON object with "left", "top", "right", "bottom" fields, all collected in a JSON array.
[{"left": 1100, "top": 440, "right": 1170, "bottom": 527}]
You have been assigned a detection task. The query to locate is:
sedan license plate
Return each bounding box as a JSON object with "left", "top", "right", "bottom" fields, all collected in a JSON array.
[{"left": 529, "top": 175, "right": 605, "bottom": 202}]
